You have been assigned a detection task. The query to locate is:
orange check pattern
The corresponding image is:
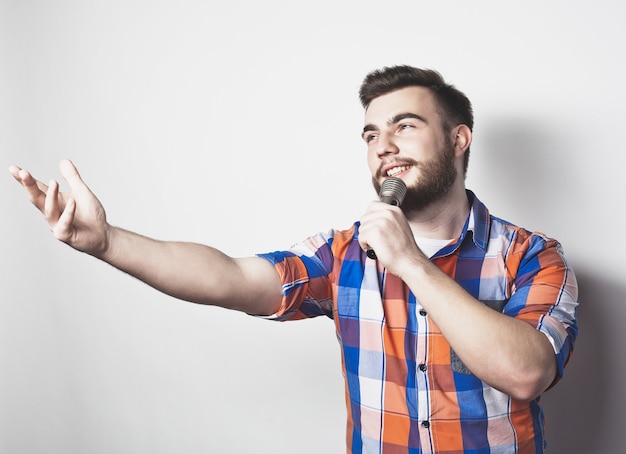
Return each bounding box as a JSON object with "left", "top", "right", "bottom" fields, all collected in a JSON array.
[{"left": 257, "top": 191, "right": 578, "bottom": 453}]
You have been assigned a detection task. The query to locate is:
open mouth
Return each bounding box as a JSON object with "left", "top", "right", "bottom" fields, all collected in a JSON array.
[{"left": 386, "top": 165, "right": 411, "bottom": 177}]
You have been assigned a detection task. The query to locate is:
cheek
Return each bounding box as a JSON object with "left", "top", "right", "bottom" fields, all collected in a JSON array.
[
  {"left": 402, "top": 136, "right": 440, "bottom": 159},
  {"left": 366, "top": 150, "right": 379, "bottom": 173}
]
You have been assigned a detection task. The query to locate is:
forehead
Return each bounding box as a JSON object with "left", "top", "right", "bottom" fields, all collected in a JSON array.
[{"left": 364, "top": 86, "right": 439, "bottom": 124}]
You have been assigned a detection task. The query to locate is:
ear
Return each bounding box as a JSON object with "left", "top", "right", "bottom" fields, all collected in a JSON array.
[{"left": 453, "top": 125, "right": 472, "bottom": 156}]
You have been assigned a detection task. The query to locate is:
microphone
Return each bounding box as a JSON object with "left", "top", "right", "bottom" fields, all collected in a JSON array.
[{"left": 366, "top": 177, "right": 408, "bottom": 260}]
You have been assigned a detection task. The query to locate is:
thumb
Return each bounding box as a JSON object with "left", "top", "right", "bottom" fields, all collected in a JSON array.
[{"left": 59, "top": 159, "right": 87, "bottom": 191}]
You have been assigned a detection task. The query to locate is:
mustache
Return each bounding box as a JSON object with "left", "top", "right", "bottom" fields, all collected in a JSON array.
[{"left": 375, "top": 158, "right": 419, "bottom": 179}]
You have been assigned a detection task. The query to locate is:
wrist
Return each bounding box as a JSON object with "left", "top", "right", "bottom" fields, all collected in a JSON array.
[
  {"left": 394, "top": 248, "right": 430, "bottom": 282},
  {"left": 92, "top": 223, "right": 117, "bottom": 262}
]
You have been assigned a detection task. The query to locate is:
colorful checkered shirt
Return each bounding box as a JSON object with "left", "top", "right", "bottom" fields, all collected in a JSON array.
[{"left": 257, "top": 191, "right": 578, "bottom": 453}]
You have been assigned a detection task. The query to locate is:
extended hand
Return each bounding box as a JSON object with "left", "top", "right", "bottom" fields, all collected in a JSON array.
[{"left": 9, "top": 159, "right": 110, "bottom": 256}]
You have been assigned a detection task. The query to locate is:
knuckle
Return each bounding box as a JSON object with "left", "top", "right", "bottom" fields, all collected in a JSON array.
[{"left": 53, "top": 228, "right": 70, "bottom": 243}]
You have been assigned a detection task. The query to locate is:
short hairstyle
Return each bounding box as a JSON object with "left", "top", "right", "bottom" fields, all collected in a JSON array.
[{"left": 359, "top": 65, "right": 473, "bottom": 173}]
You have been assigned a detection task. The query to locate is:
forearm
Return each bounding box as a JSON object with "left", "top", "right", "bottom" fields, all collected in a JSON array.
[
  {"left": 400, "top": 256, "right": 556, "bottom": 401},
  {"left": 10, "top": 161, "right": 282, "bottom": 315},
  {"left": 96, "top": 226, "right": 282, "bottom": 315}
]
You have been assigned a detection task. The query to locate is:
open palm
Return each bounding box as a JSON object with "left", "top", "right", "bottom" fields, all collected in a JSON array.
[{"left": 10, "top": 159, "right": 110, "bottom": 256}]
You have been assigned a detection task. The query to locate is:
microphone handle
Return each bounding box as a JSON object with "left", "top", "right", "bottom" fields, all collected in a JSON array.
[
  {"left": 366, "top": 178, "right": 406, "bottom": 260},
  {"left": 366, "top": 197, "right": 400, "bottom": 259}
]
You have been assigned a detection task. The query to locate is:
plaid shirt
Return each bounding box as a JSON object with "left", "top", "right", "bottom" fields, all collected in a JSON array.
[{"left": 257, "top": 191, "right": 578, "bottom": 453}]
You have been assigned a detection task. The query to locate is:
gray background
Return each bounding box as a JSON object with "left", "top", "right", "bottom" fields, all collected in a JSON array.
[{"left": 2, "top": 0, "right": 623, "bottom": 452}]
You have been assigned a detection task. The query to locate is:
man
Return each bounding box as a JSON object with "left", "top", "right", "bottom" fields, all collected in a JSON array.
[{"left": 10, "top": 65, "right": 578, "bottom": 453}]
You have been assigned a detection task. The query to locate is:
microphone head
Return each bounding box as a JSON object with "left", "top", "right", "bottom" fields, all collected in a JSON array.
[{"left": 379, "top": 177, "right": 407, "bottom": 206}]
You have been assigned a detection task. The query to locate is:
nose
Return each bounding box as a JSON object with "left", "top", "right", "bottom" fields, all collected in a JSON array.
[{"left": 375, "top": 132, "right": 399, "bottom": 157}]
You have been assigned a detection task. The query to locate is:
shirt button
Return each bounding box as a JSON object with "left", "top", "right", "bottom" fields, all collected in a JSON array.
[
  {"left": 419, "top": 363, "right": 427, "bottom": 372},
  {"left": 421, "top": 421, "right": 430, "bottom": 429},
  {"left": 419, "top": 309, "right": 427, "bottom": 316}
]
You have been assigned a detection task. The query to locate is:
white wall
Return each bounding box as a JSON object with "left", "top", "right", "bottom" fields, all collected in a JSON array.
[{"left": 1, "top": 1, "right": 623, "bottom": 452}]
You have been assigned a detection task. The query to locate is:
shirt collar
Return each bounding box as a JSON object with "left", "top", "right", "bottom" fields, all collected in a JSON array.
[
  {"left": 465, "top": 190, "right": 490, "bottom": 251},
  {"left": 431, "top": 190, "right": 490, "bottom": 258}
]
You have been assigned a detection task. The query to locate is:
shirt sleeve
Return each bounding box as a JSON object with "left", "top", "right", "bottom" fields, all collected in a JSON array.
[
  {"left": 255, "top": 231, "right": 336, "bottom": 321},
  {"left": 505, "top": 232, "right": 579, "bottom": 380}
]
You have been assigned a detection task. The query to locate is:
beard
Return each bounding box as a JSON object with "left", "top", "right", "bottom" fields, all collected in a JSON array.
[{"left": 372, "top": 140, "right": 457, "bottom": 213}]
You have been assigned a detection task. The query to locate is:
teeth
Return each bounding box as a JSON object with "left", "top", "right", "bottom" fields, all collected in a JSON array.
[{"left": 387, "top": 165, "right": 410, "bottom": 177}]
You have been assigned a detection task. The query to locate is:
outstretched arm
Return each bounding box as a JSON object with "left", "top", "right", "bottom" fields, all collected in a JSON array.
[{"left": 9, "top": 160, "right": 283, "bottom": 316}]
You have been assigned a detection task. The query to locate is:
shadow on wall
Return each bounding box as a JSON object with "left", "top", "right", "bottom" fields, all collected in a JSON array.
[
  {"left": 473, "top": 115, "right": 584, "bottom": 229},
  {"left": 477, "top": 118, "right": 621, "bottom": 451},
  {"left": 541, "top": 268, "right": 618, "bottom": 452}
]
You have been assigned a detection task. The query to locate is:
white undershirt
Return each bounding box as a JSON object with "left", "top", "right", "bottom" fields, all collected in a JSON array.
[
  {"left": 415, "top": 236, "right": 454, "bottom": 258},
  {"left": 415, "top": 205, "right": 475, "bottom": 258}
]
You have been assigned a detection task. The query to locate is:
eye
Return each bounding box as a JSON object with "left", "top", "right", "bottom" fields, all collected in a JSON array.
[
  {"left": 399, "top": 123, "right": 414, "bottom": 132},
  {"left": 363, "top": 132, "right": 378, "bottom": 143}
]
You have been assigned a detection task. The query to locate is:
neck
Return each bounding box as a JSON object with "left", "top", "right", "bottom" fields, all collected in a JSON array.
[{"left": 404, "top": 183, "right": 470, "bottom": 240}]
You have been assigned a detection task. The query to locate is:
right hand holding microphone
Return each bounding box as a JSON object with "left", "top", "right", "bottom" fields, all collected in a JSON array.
[
  {"left": 9, "top": 159, "right": 111, "bottom": 256},
  {"left": 358, "top": 177, "right": 421, "bottom": 275}
]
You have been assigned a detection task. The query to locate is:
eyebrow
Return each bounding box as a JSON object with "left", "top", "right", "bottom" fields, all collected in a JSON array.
[{"left": 362, "top": 112, "right": 428, "bottom": 138}]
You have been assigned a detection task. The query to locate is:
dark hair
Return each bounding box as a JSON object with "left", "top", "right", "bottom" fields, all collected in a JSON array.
[{"left": 359, "top": 65, "right": 473, "bottom": 173}]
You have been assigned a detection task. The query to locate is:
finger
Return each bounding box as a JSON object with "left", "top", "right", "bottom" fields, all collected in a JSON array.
[
  {"left": 18, "top": 168, "right": 50, "bottom": 193},
  {"left": 54, "top": 198, "right": 76, "bottom": 242},
  {"left": 8, "top": 165, "right": 22, "bottom": 181},
  {"left": 14, "top": 168, "right": 50, "bottom": 209},
  {"left": 44, "top": 179, "right": 62, "bottom": 223},
  {"left": 357, "top": 225, "right": 375, "bottom": 256}
]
